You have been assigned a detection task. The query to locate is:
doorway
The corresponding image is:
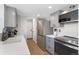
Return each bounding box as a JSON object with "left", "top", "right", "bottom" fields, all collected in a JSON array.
[
  {"left": 27, "top": 18, "right": 37, "bottom": 43},
  {"left": 27, "top": 19, "right": 33, "bottom": 39}
]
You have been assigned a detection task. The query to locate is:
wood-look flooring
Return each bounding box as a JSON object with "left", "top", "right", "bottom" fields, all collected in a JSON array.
[{"left": 27, "top": 38, "right": 49, "bottom": 55}]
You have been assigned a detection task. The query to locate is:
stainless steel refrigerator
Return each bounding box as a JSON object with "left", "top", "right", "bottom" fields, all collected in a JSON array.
[{"left": 37, "top": 17, "right": 52, "bottom": 51}]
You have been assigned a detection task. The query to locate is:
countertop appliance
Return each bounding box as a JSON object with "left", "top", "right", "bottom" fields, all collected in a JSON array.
[
  {"left": 2, "top": 27, "right": 17, "bottom": 41},
  {"left": 55, "top": 36, "right": 78, "bottom": 55}
]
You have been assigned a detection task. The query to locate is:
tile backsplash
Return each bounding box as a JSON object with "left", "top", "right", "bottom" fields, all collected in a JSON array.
[{"left": 57, "top": 22, "right": 78, "bottom": 38}]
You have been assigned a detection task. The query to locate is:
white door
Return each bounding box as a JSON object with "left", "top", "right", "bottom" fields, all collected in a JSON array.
[
  {"left": 33, "top": 19, "right": 37, "bottom": 43},
  {"left": 27, "top": 19, "right": 33, "bottom": 38}
]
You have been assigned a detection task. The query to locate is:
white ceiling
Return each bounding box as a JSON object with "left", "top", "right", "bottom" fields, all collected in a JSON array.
[{"left": 7, "top": 4, "right": 71, "bottom": 18}]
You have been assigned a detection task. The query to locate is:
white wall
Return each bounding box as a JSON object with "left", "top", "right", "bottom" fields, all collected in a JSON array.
[
  {"left": 17, "top": 16, "right": 28, "bottom": 39},
  {"left": 17, "top": 15, "right": 37, "bottom": 43},
  {"left": 63, "top": 22, "right": 78, "bottom": 38},
  {"left": 17, "top": 15, "right": 33, "bottom": 39},
  {"left": 58, "top": 22, "right": 78, "bottom": 38},
  {"left": 0, "top": 4, "right": 4, "bottom": 33},
  {"left": 26, "top": 19, "right": 33, "bottom": 38},
  {"left": 33, "top": 18, "right": 37, "bottom": 43}
]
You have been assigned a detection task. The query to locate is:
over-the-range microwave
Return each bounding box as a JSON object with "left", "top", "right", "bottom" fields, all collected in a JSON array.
[{"left": 59, "top": 9, "right": 78, "bottom": 23}]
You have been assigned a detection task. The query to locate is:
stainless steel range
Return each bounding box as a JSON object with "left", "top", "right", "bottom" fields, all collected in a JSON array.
[{"left": 55, "top": 36, "right": 78, "bottom": 55}]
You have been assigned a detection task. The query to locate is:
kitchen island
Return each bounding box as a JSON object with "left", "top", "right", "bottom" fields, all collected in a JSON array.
[{"left": 0, "top": 35, "right": 30, "bottom": 55}]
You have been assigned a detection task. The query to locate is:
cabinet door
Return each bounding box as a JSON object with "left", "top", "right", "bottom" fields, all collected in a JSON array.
[
  {"left": 48, "top": 37, "right": 54, "bottom": 54},
  {"left": 4, "top": 5, "right": 16, "bottom": 27},
  {"left": 50, "top": 12, "right": 60, "bottom": 27},
  {"left": 46, "top": 37, "right": 50, "bottom": 49},
  {"left": 50, "top": 15, "right": 55, "bottom": 27},
  {"left": 46, "top": 36, "right": 54, "bottom": 54},
  {"left": 0, "top": 4, "right": 4, "bottom": 33}
]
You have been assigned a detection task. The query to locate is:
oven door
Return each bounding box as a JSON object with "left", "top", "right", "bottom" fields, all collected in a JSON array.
[{"left": 55, "top": 40, "right": 78, "bottom": 55}]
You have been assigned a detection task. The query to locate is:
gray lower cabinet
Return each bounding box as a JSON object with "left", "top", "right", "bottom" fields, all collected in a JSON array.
[{"left": 46, "top": 36, "right": 54, "bottom": 54}]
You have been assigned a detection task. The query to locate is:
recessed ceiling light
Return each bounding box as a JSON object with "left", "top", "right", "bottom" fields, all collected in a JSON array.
[{"left": 48, "top": 6, "right": 52, "bottom": 9}]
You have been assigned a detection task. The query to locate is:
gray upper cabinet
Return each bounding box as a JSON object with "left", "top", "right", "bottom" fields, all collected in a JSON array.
[
  {"left": 50, "top": 11, "right": 60, "bottom": 27},
  {"left": 0, "top": 4, "right": 4, "bottom": 33},
  {"left": 4, "top": 5, "right": 16, "bottom": 27}
]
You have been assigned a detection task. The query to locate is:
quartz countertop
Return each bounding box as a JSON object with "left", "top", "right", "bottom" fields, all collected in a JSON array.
[
  {"left": 46, "top": 35, "right": 56, "bottom": 38},
  {"left": 0, "top": 35, "right": 30, "bottom": 55}
]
